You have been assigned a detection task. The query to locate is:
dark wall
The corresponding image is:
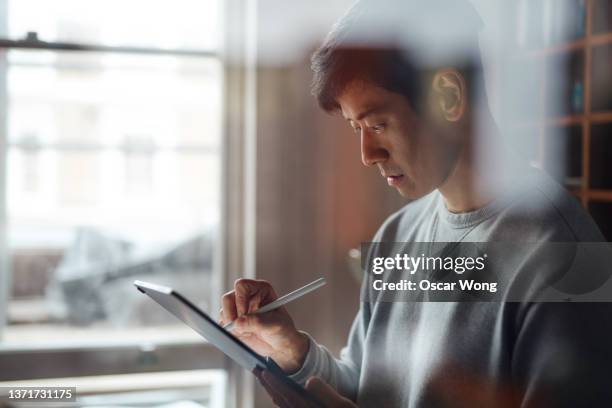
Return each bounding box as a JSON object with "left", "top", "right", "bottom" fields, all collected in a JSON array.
[{"left": 254, "top": 61, "right": 406, "bottom": 353}]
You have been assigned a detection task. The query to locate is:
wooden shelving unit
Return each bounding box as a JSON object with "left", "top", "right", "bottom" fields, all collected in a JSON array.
[{"left": 507, "top": 0, "right": 612, "bottom": 240}]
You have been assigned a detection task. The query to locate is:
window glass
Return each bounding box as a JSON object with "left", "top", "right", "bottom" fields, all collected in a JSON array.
[{"left": 4, "top": 49, "right": 222, "bottom": 347}]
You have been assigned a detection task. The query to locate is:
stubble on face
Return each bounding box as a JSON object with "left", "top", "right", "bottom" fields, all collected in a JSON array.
[{"left": 337, "top": 80, "right": 462, "bottom": 200}]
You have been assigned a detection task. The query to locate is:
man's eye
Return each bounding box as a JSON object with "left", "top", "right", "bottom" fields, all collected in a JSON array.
[{"left": 371, "top": 124, "right": 386, "bottom": 133}]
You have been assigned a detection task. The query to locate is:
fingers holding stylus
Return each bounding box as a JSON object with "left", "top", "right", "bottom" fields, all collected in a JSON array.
[
  {"left": 219, "top": 278, "right": 321, "bottom": 374},
  {"left": 221, "top": 290, "right": 238, "bottom": 322},
  {"left": 220, "top": 279, "right": 279, "bottom": 327},
  {"left": 234, "top": 278, "right": 279, "bottom": 316}
]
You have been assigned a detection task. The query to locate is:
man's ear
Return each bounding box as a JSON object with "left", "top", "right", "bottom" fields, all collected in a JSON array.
[{"left": 432, "top": 68, "right": 466, "bottom": 122}]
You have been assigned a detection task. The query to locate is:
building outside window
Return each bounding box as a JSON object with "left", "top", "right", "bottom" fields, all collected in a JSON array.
[{"left": 0, "top": 1, "right": 231, "bottom": 407}]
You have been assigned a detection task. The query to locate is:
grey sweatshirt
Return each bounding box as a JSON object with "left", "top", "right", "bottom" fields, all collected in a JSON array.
[{"left": 290, "top": 167, "right": 612, "bottom": 407}]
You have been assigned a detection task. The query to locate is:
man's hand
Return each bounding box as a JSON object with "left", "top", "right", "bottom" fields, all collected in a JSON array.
[
  {"left": 257, "top": 369, "right": 357, "bottom": 408},
  {"left": 220, "top": 279, "right": 309, "bottom": 373}
]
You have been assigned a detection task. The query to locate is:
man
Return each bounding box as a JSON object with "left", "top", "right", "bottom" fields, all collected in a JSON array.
[{"left": 220, "top": 0, "right": 612, "bottom": 406}]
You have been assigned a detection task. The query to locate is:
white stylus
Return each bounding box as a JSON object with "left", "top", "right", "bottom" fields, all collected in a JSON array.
[{"left": 223, "top": 277, "right": 327, "bottom": 331}]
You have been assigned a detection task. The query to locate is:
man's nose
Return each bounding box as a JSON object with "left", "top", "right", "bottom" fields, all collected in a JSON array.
[{"left": 360, "top": 131, "right": 388, "bottom": 167}]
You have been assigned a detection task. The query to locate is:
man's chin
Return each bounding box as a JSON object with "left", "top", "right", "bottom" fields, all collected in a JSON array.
[
  {"left": 397, "top": 189, "right": 421, "bottom": 199},
  {"left": 395, "top": 182, "right": 429, "bottom": 200}
]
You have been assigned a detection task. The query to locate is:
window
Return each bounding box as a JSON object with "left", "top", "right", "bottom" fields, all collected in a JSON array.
[
  {"left": 0, "top": 1, "right": 229, "bottom": 407},
  {"left": 5, "top": 50, "right": 222, "bottom": 342}
]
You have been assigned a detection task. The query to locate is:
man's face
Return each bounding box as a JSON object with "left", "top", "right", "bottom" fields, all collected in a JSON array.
[{"left": 337, "top": 80, "right": 463, "bottom": 199}]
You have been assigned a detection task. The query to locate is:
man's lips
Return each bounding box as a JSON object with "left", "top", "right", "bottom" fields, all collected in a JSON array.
[{"left": 385, "top": 174, "right": 405, "bottom": 187}]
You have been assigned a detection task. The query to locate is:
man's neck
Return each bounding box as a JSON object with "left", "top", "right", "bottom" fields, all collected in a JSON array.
[{"left": 437, "top": 114, "right": 518, "bottom": 214}]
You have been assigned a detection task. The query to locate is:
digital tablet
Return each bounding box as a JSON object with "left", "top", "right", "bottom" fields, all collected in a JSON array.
[{"left": 133, "top": 280, "right": 323, "bottom": 407}]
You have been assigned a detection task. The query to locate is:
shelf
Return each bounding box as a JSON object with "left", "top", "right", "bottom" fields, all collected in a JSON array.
[
  {"left": 546, "top": 50, "right": 585, "bottom": 117},
  {"left": 587, "top": 190, "right": 612, "bottom": 201},
  {"left": 592, "top": 112, "right": 612, "bottom": 123},
  {"left": 592, "top": 44, "right": 612, "bottom": 112},
  {"left": 510, "top": 0, "right": 612, "bottom": 241},
  {"left": 547, "top": 114, "right": 584, "bottom": 126},
  {"left": 524, "top": 33, "right": 612, "bottom": 57},
  {"left": 591, "top": 32, "right": 612, "bottom": 46},
  {"left": 592, "top": 0, "right": 612, "bottom": 35},
  {"left": 527, "top": 38, "right": 586, "bottom": 57},
  {"left": 589, "top": 201, "right": 612, "bottom": 241},
  {"left": 589, "top": 124, "right": 612, "bottom": 189},
  {"left": 543, "top": 125, "right": 582, "bottom": 187},
  {"left": 511, "top": 112, "right": 612, "bottom": 128}
]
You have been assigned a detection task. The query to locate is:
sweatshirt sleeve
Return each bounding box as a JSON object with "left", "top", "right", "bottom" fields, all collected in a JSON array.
[{"left": 289, "top": 302, "right": 370, "bottom": 402}]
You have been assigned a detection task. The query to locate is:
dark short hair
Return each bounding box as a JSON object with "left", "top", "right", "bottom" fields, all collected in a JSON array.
[{"left": 311, "top": 0, "right": 484, "bottom": 114}]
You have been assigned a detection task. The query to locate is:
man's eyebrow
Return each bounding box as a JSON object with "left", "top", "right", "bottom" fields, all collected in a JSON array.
[{"left": 344, "top": 104, "right": 389, "bottom": 122}]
